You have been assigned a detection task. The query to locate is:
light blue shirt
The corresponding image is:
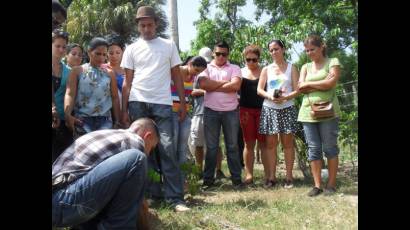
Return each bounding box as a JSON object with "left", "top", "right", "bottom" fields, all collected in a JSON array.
[{"left": 74, "top": 63, "right": 112, "bottom": 117}]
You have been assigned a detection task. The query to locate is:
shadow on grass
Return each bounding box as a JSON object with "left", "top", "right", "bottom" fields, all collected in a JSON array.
[{"left": 222, "top": 198, "right": 269, "bottom": 211}]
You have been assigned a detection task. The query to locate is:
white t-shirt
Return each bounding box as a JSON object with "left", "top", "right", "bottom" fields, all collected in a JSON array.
[
  {"left": 121, "top": 37, "right": 182, "bottom": 105},
  {"left": 263, "top": 62, "right": 295, "bottom": 109}
]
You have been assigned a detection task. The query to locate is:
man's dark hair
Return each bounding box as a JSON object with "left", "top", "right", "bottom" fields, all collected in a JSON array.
[
  {"left": 66, "top": 43, "right": 83, "bottom": 54},
  {"left": 181, "top": 56, "right": 207, "bottom": 68},
  {"left": 190, "top": 56, "right": 207, "bottom": 68},
  {"left": 88, "top": 37, "right": 109, "bottom": 51},
  {"left": 52, "top": 0, "right": 67, "bottom": 18},
  {"left": 105, "top": 33, "right": 125, "bottom": 50},
  {"left": 52, "top": 0, "right": 67, "bottom": 30},
  {"left": 214, "top": 41, "right": 230, "bottom": 53}
]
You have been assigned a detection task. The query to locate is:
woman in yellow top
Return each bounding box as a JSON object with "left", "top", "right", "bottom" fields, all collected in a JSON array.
[{"left": 298, "top": 35, "right": 341, "bottom": 197}]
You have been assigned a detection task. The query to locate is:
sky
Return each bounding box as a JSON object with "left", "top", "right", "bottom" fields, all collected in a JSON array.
[{"left": 161, "top": 0, "right": 302, "bottom": 62}]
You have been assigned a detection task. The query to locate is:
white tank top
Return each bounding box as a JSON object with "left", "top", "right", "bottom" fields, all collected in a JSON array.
[{"left": 262, "top": 62, "right": 295, "bottom": 109}]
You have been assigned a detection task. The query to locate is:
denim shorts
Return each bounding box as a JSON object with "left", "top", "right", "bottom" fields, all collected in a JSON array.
[{"left": 302, "top": 118, "right": 339, "bottom": 161}]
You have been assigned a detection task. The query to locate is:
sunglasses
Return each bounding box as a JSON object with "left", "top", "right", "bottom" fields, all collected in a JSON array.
[
  {"left": 52, "top": 30, "right": 69, "bottom": 39},
  {"left": 246, "top": 58, "right": 258, "bottom": 63},
  {"left": 215, "top": 52, "right": 228, "bottom": 57}
]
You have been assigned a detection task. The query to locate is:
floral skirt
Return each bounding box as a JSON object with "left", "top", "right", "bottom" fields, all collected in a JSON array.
[{"left": 258, "top": 105, "right": 302, "bottom": 135}]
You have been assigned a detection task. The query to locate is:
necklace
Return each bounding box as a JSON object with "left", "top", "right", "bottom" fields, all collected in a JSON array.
[{"left": 85, "top": 64, "right": 103, "bottom": 81}]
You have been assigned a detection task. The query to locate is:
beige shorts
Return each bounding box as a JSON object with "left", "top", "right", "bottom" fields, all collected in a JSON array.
[{"left": 190, "top": 115, "right": 204, "bottom": 147}]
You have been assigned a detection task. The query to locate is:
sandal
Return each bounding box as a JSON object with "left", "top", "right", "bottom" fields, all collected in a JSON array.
[
  {"left": 284, "top": 180, "right": 294, "bottom": 189},
  {"left": 324, "top": 187, "right": 336, "bottom": 196},
  {"left": 263, "top": 179, "right": 277, "bottom": 188},
  {"left": 244, "top": 178, "right": 254, "bottom": 185},
  {"left": 308, "top": 187, "right": 323, "bottom": 197}
]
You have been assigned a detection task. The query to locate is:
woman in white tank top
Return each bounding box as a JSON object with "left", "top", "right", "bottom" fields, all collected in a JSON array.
[{"left": 257, "top": 39, "right": 301, "bottom": 188}]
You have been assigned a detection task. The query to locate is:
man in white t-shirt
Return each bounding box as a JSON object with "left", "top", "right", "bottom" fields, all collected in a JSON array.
[{"left": 120, "top": 5, "right": 189, "bottom": 212}]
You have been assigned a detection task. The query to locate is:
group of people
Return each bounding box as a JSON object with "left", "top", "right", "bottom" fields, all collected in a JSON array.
[{"left": 52, "top": 4, "right": 342, "bottom": 229}]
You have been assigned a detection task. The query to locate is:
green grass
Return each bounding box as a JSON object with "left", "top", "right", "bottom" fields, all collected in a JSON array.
[{"left": 149, "top": 161, "right": 358, "bottom": 230}]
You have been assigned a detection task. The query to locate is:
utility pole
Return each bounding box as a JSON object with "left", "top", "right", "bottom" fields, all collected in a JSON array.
[{"left": 169, "top": 0, "right": 179, "bottom": 50}]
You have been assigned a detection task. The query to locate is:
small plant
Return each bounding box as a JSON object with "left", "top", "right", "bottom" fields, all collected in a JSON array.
[
  {"left": 180, "top": 160, "right": 202, "bottom": 197},
  {"left": 148, "top": 168, "right": 161, "bottom": 183}
]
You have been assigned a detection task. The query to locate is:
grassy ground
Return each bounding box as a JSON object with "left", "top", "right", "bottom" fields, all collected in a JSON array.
[{"left": 148, "top": 160, "right": 358, "bottom": 230}]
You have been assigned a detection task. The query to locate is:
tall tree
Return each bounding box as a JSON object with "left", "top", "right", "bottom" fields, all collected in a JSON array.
[
  {"left": 190, "top": 0, "right": 250, "bottom": 59},
  {"left": 253, "top": 0, "right": 358, "bottom": 55}
]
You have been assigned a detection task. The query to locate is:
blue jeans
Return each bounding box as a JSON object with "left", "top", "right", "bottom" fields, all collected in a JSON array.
[
  {"left": 128, "top": 101, "right": 184, "bottom": 205},
  {"left": 74, "top": 116, "right": 112, "bottom": 138},
  {"left": 203, "top": 107, "right": 242, "bottom": 184},
  {"left": 172, "top": 112, "right": 192, "bottom": 184},
  {"left": 52, "top": 149, "right": 147, "bottom": 229},
  {"left": 302, "top": 118, "right": 340, "bottom": 161},
  {"left": 172, "top": 112, "right": 192, "bottom": 165}
]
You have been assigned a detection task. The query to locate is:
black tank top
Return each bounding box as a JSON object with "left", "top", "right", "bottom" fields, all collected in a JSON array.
[
  {"left": 52, "top": 75, "right": 61, "bottom": 92},
  {"left": 239, "top": 78, "right": 264, "bottom": 108}
]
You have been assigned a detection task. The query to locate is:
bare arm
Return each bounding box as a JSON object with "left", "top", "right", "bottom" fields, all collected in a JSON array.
[
  {"left": 257, "top": 67, "right": 273, "bottom": 100},
  {"left": 180, "top": 66, "right": 194, "bottom": 82},
  {"left": 214, "top": 76, "right": 242, "bottom": 93},
  {"left": 298, "top": 65, "right": 316, "bottom": 94},
  {"left": 191, "top": 88, "right": 206, "bottom": 97},
  {"left": 199, "top": 77, "right": 227, "bottom": 91},
  {"left": 284, "top": 65, "right": 301, "bottom": 100},
  {"left": 299, "top": 65, "right": 340, "bottom": 91},
  {"left": 108, "top": 69, "right": 120, "bottom": 127},
  {"left": 171, "top": 65, "right": 187, "bottom": 121},
  {"left": 121, "top": 68, "right": 134, "bottom": 127},
  {"left": 64, "top": 66, "right": 82, "bottom": 131}
]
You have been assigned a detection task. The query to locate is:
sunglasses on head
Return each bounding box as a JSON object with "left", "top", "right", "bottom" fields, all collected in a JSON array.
[
  {"left": 52, "top": 30, "right": 69, "bottom": 39},
  {"left": 246, "top": 58, "right": 258, "bottom": 63},
  {"left": 215, "top": 52, "right": 228, "bottom": 57}
]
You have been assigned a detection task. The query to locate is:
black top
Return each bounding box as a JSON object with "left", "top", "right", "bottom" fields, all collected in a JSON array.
[
  {"left": 239, "top": 78, "right": 264, "bottom": 108},
  {"left": 52, "top": 75, "right": 61, "bottom": 92}
]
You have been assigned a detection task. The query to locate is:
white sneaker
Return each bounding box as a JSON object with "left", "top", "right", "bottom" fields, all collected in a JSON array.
[
  {"left": 284, "top": 180, "right": 294, "bottom": 189},
  {"left": 174, "top": 204, "right": 190, "bottom": 212}
]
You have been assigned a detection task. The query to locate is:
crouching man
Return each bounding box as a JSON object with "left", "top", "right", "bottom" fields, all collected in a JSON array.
[{"left": 52, "top": 118, "right": 159, "bottom": 229}]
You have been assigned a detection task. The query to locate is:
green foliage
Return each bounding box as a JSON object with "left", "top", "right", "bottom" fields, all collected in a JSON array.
[
  {"left": 65, "top": 0, "right": 168, "bottom": 49},
  {"left": 148, "top": 168, "right": 161, "bottom": 183},
  {"left": 180, "top": 161, "right": 202, "bottom": 196},
  {"left": 253, "top": 0, "right": 358, "bottom": 55},
  {"left": 338, "top": 109, "right": 358, "bottom": 165}
]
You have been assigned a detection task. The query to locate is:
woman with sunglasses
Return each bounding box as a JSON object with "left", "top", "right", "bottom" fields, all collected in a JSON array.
[
  {"left": 297, "top": 35, "right": 341, "bottom": 196},
  {"left": 52, "top": 29, "right": 73, "bottom": 164},
  {"left": 64, "top": 37, "right": 120, "bottom": 138},
  {"left": 65, "top": 43, "right": 83, "bottom": 68},
  {"left": 257, "top": 39, "right": 300, "bottom": 188},
  {"left": 239, "top": 45, "right": 266, "bottom": 185}
]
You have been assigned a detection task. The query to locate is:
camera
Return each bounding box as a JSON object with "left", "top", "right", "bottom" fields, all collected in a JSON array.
[{"left": 273, "top": 89, "right": 282, "bottom": 98}]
